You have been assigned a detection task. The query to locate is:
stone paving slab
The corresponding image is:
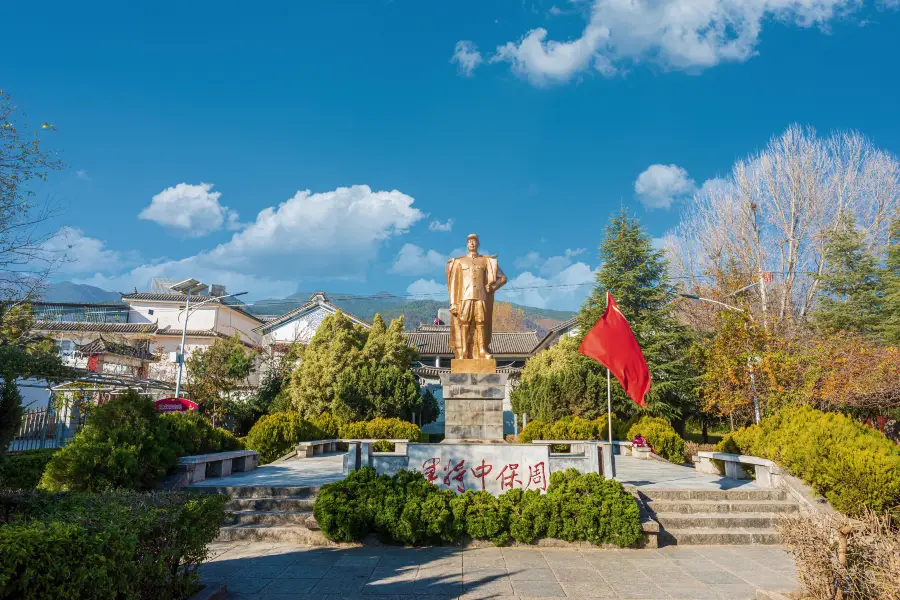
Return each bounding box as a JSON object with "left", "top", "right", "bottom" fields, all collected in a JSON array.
[
  {"left": 189, "top": 453, "right": 346, "bottom": 489},
  {"left": 203, "top": 542, "right": 800, "bottom": 599},
  {"left": 612, "top": 456, "right": 763, "bottom": 491}
]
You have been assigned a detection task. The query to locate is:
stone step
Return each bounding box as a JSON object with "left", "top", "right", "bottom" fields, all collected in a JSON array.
[
  {"left": 224, "top": 510, "right": 313, "bottom": 526},
  {"left": 216, "top": 524, "right": 334, "bottom": 545},
  {"left": 659, "top": 527, "right": 781, "bottom": 546},
  {"left": 226, "top": 497, "right": 317, "bottom": 512},
  {"left": 190, "top": 486, "right": 318, "bottom": 499},
  {"left": 647, "top": 499, "right": 799, "bottom": 514},
  {"left": 638, "top": 488, "right": 786, "bottom": 502},
  {"left": 654, "top": 512, "right": 780, "bottom": 529}
]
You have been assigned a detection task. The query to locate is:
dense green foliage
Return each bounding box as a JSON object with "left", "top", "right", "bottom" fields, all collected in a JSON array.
[
  {"left": 228, "top": 373, "right": 283, "bottom": 436},
  {"left": 812, "top": 217, "right": 886, "bottom": 339},
  {"left": 512, "top": 212, "right": 698, "bottom": 425},
  {"left": 0, "top": 491, "right": 226, "bottom": 600},
  {"left": 38, "top": 392, "right": 240, "bottom": 492},
  {"left": 881, "top": 219, "right": 899, "bottom": 344},
  {"left": 519, "top": 414, "right": 634, "bottom": 444},
  {"left": 0, "top": 450, "right": 57, "bottom": 491},
  {"left": 338, "top": 417, "right": 421, "bottom": 442},
  {"left": 626, "top": 416, "right": 687, "bottom": 464},
  {"left": 244, "top": 411, "right": 338, "bottom": 464},
  {"left": 716, "top": 406, "right": 900, "bottom": 515},
  {"left": 289, "top": 312, "right": 437, "bottom": 423},
  {"left": 313, "top": 467, "right": 641, "bottom": 548}
]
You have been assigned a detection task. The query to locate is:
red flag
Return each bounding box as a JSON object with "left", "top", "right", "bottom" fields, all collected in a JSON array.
[{"left": 578, "top": 292, "right": 651, "bottom": 408}]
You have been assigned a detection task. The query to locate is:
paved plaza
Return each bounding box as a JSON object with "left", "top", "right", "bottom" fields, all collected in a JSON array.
[{"left": 202, "top": 542, "right": 800, "bottom": 600}]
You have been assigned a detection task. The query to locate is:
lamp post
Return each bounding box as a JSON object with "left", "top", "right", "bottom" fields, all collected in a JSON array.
[
  {"left": 679, "top": 293, "right": 762, "bottom": 424},
  {"left": 169, "top": 279, "right": 247, "bottom": 399}
]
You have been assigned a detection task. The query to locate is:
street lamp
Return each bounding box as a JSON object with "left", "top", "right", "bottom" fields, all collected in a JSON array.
[
  {"left": 679, "top": 293, "right": 762, "bottom": 424},
  {"left": 169, "top": 279, "right": 247, "bottom": 399}
]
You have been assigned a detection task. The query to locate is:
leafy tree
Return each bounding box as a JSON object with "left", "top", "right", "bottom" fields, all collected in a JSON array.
[
  {"left": 0, "top": 304, "right": 69, "bottom": 458},
  {"left": 880, "top": 218, "right": 900, "bottom": 345},
  {"left": 185, "top": 334, "right": 257, "bottom": 427},
  {"left": 580, "top": 211, "right": 699, "bottom": 424},
  {"left": 812, "top": 217, "right": 884, "bottom": 337},
  {"left": 289, "top": 311, "right": 436, "bottom": 423},
  {"left": 493, "top": 301, "right": 528, "bottom": 331}
]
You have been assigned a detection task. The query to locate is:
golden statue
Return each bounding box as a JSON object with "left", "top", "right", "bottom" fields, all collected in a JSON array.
[{"left": 446, "top": 234, "right": 507, "bottom": 360}]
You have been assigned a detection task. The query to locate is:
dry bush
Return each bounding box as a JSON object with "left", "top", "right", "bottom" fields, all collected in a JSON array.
[
  {"left": 778, "top": 510, "right": 900, "bottom": 600},
  {"left": 684, "top": 441, "right": 715, "bottom": 461}
]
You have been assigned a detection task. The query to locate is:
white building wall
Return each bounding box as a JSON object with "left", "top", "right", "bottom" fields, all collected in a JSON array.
[
  {"left": 268, "top": 306, "right": 333, "bottom": 343},
  {"left": 127, "top": 302, "right": 217, "bottom": 330}
]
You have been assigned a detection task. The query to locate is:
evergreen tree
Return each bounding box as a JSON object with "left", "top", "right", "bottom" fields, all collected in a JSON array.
[
  {"left": 577, "top": 210, "right": 699, "bottom": 424},
  {"left": 812, "top": 216, "right": 884, "bottom": 337},
  {"left": 879, "top": 218, "right": 899, "bottom": 345}
]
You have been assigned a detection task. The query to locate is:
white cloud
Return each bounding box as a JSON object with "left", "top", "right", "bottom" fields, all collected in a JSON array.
[
  {"left": 486, "top": 0, "right": 889, "bottom": 85},
  {"left": 43, "top": 227, "right": 128, "bottom": 275},
  {"left": 390, "top": 244, "right": 447, "bottom": 276},
  {"left": 74, "top": 169, "right": 90, "bottom": 181},
  {"left": 500, "top": 262, "right": 596, "bottom": 310},
  {"left": 139, "top": 182, "right": 240, "bottom": 237},
  {"left": 634, "top": 164, "right": 696, "bottom": 209},
  {"left": 80, "top": 185, "right": 425, "bottom": 298},
  {"left": 406, "top": 278, "right": 446, "bottom": 300},
  {"left": 514, "top": 248, "right": 587, "bottom": 277},
  {"left": 451, "top": 40, "right": 483, "bottom": 76},
  {"left": 429, "top": 218, "right": 454, "bottom": 232},
  {"left": 697, "top": 177, "right": 731, "bottom": 197}
]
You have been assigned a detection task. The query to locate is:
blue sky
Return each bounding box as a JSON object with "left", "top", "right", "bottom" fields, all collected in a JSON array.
[{"left": 6, "top": 0, "right": 900, "bottom": 311}]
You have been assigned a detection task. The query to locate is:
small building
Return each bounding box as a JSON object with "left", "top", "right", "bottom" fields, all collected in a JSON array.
[{"left": 253, "top": 292, "right": 370, "bottom": 346}]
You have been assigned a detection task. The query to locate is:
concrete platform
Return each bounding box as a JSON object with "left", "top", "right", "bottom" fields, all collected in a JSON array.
[
  {"left": 188, "top": 453, "right": 345, "bottom": 489},
  {"left": 614, "top": 456, "right": 764, "bottom": 491}
]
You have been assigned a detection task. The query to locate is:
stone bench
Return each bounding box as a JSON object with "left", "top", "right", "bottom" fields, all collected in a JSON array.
[
  {"left": 697, "top": 451, "right": 782, "bottom": 487},
  {"left": 178, "top": 450, "right": 259, "bottom": 484},
  {"left": 295, "top": 439, "right": 338, "bottom": 458}
]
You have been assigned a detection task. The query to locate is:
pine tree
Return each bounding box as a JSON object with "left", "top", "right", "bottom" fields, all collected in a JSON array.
[
  {"left": 880, "top": 218, "right": 899, "bottom": 345},
  {"left": 812, "top": 217, "right": 884, "bottom": 337},
  {"left": 577, "top": 210, "right": 699, "bottom": 424}
]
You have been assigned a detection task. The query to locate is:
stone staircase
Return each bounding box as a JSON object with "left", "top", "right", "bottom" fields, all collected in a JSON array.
[
  {"left": 639, "top": 488, "right": 799, "bottom": 546},
  {"left": 193, "top": 486, "right": 331, "bottom": 545}
]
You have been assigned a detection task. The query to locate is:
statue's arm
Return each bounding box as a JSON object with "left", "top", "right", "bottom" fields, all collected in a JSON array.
[
  {"left": 446, "top": 259, "right": 459, "bottom": 315},
  {"left": 493, "top": 264, "right": 507, "bottom": 292}
]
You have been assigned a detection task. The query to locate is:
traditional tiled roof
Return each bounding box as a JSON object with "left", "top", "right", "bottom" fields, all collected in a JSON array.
[
  {"left": 254, "top": 292, "right": 370, "bottom": 334},
  {"left": 405, "top": 329, "right": 540, "bottom": 356},
  {"left": 35, "top": 321, "right": 159, "bottom": 334},
  {"left": 121, "top": 292, "right": 264, "bottom": 323},
  {"left": 155, "top": 328, "right": 220, "bottom": 338},
  {"left": 532, "top": 316, "right": 580, "bottom": 353},
  {"left": 76, "top": 336, "right": 155, "bottom": 361}
]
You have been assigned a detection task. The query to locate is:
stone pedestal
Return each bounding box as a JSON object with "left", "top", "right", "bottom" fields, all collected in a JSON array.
[{"left": 440, "top": 372, "right": 507, "bottom": 442}]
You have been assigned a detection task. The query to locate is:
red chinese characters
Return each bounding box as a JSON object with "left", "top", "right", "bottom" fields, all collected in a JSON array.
[
  {"left": 496, "top": 463, "right": 522, "bottom": 490},
  {"left": 443, "top": 459, "right": 467, "bottom": 493},
  {"left": 470, "top": 459, "right": 494, "bottom": 490},
  {"left": 422, "top": 458, "right": 441, "bottom": 484},
  {"left": 526, "top": 461, "right": 548, "bottom": 491}
]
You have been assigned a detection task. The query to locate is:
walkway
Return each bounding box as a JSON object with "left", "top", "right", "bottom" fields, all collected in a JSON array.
[
  {"left": 613, "top": 456, "right": 763, "bottom": 491},
  {"left": 202, "top": 542, "right": 800, "bottom": 600},
  {"left": 189, "top": 453, "right": 346, "bottom": 489}
]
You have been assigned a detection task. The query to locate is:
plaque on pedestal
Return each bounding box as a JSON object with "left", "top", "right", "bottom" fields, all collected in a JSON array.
[{"left": 440, "top": 372, "right": 507, "bottom": 443}]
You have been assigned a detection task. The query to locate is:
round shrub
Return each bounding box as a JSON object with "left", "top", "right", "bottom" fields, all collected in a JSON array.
[
  {"left": 627, "top": 416, "right": 686, "bottom": 464},
  {"left": 717, "top": 406, "right": 900, "bottom": 515},
  {"left": 450, "top": 490, "right": 509, "bottom": 546},
  {"left": 313, "top": 467, "right": 380, "bottom": 542},
  {"left": 0, "top": 449, "right": 57, "bottom": 491},
  {"left": 39, "top": 391, "right": 178, "bottom": 492},
  {"left": 339, "top": 417, "right": 420, "bottom": 442},
  {"left": 160, "top": 411, "right": 243, "bottom": 456},
  {"left": 245, "top": 412, "right": 323, "bottom": 464},
  {"left": 520, "top": 414, "right": 630, "bottom": 444},
  {"left": 310, "top": 412, "right": 341, "bottom": 438}
]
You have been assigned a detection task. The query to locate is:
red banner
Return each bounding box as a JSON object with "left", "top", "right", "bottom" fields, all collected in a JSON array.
[{"left": 154, "top": 398, "right": 199, "bottom": 413}]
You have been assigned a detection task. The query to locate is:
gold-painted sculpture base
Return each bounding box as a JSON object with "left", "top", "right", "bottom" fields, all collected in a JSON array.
[{"left": 450, "top": 358, "right": 496, "bottom": 374}]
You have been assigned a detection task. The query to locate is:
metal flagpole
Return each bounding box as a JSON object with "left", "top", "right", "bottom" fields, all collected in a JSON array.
[{"left": 607, "top": 367, "right": 615, "bottom": 477}]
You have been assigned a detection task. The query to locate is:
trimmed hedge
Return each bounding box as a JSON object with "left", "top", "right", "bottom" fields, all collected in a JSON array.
[
  {"left": 626, "top": 416, "right": 686, "bottom": 464},
  {"left": 245, "top": 412, "right": 326, "bottom": 464},
  {"left": 339, "top": 417, "right": 421, "bottom": 442},
  {"left": 519, "top": 414, "right": 634, "bottom": 445},
  {"left": 38, "top": 392, "right": 241, "bottom": 492},
  {"left": 0, "top": 491, "right": 226, "bottom": 600},
  {"left": 716, "top": 406, "right": 900, "bottom": 515},
  {"left": 0, "top": 450, "right": 57, "bottom": 492},
  {"left": 313, "top": 467, "right": 641, "bottom": 548}
]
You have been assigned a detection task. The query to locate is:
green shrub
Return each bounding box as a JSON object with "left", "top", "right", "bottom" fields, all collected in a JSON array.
[
  {"left": 520, "top": 414, "right": 630, "bottom": 444},
  {"left": 717, "top": 406, "right": 900, "bottom": 515},
  {"left": 0, "top": 450, "right": 57, "bottom": 491},
  {"left": 338, "top": 421, "right": 368, "bottom": 440},
  {"left": 0, "top": 491, "right": 226, "bottom": 600},
  {"left": 244, "top": 411, "right": 329, "bottom": 464},
  {"left": 39, "top": 392, "right": 178, "bottom": 492},
  {"left": 313, "top": 468, "right": 641, "bottom": 548},
  {"left": 161, "top": 411, "right": 243, "bottom": 456},
  {"left": 627, "top": 416, "right": 687, "bottom": 464},
  {"left": 544, "top": 468, "right": 642, "bottom": 547},
  {"left": 310, "top": 412, "right": 341, "bottom": 438}
]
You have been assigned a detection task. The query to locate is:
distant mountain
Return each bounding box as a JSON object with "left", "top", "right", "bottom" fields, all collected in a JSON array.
[{"left": 40, "top": 282, "right": 123, "bottom": 304}]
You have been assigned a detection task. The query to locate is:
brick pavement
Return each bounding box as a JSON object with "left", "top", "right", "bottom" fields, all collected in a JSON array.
[{"left": 201, "top": 542, "right": 800, "bottom": 600}]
